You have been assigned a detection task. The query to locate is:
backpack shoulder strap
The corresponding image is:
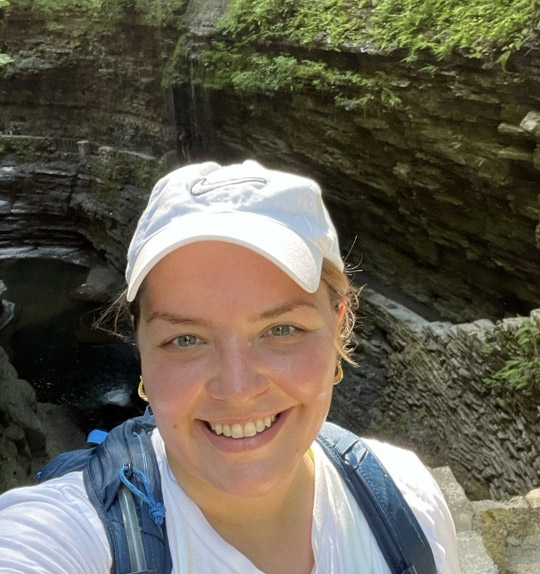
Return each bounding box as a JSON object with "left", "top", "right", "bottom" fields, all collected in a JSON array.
[
  {"left": 38, "top": 446, "right": 97, "bottom": 481},
  {"left": 83, "top": 409, "right": 173, "bottom": 574},
  {"left": 316, "top": 422, "right": 436, "bottom": 574}
]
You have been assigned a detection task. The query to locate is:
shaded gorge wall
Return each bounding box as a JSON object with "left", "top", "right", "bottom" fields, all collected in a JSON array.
[{"left": 174, "top": 48, "right": 540, "bottom": 324}]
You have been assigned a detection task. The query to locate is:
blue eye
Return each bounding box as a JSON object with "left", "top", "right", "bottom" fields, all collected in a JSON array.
[
  {"left": 269, "top": 325, "right": 295, "bottom": 337},
  {"left": 173, "top": 334, "right": 200, "bottom": 347}
]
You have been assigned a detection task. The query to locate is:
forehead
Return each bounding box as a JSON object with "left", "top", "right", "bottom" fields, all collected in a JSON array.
[
  {"left": 139, "top": 241, "right": 332, "bottom": 316},
  {"left": 148, "top": 240, "right": 288, "bottom": 283}
]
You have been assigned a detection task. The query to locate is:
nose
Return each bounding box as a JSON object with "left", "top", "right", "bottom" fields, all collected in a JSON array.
[{"left": 206, "top": 340, "right": 268, "bottom": 403}]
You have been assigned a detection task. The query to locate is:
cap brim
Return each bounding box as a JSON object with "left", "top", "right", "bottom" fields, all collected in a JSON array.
[{"left": 126, "top": 212, "right": 322, "bottom": 301}]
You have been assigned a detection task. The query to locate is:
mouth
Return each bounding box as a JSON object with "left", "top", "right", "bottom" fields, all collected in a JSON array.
[{"left": 207, "top": 414, "right": 279, "bottom": 439}]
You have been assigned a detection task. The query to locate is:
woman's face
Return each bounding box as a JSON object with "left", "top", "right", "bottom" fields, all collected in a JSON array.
[{"left": 136, "top": 241, "right": 341, "bottom": 500}]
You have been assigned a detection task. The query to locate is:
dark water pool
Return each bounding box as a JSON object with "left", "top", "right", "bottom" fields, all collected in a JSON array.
[{"left": 0, "top": 258, "right": 142, "bottom": 430}]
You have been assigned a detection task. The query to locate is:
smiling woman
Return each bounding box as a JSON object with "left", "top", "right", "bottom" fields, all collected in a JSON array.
[
  {"left": 137, "top": 241, "right": 339, "bottom": 509},
  {"left": 0, "top": 160, "right": 461, "bottom": 573}
]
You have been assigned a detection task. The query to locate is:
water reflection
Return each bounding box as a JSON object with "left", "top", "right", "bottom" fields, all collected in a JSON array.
[{"left": 0, "top": 258, "right": 142, "bottom": 430}]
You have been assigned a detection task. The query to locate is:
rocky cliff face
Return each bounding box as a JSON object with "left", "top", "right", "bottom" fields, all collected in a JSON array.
[
  {"left": 0, "top": 345, "right": 85, "bottom": 491},
  {"left": 2, "top": 3, "right": 540, "bottom": 324},
  {"left": 0, "top": 7, "right": 175, "bottom": 156},
  {"left": 181, "top": 48, "right": 540, "bottom": 324}
]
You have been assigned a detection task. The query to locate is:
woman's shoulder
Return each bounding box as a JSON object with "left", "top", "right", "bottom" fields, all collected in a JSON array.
[
  {"left": 0, "top": 469, "right": 88, "bottom": 510},
  {"left": 315, "top": 431, "right": 462, "bottom": 573},
  {"left": 362, "top": 437, "right": 435, "bottom": 487},
  {"left": 0, "top": 471, "right": 111, "bottom": 572}
]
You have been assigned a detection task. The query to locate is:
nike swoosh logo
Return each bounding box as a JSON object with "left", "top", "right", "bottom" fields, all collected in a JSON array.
[{"left": 190, "top": 176, "right": 267, "bottom": 196}]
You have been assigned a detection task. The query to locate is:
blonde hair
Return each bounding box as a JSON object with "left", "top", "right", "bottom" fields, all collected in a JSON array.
[{"left": 320, "top": 259, "right": 361, "bottom": 364}]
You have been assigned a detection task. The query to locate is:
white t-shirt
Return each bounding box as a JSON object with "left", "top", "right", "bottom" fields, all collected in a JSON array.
[{"left": 0, "top": 429, "right": 460, "bottom": 573}]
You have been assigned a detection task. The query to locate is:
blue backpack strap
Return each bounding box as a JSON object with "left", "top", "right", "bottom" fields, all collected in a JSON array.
[
  {"left": 316, "top": 422, "right": 436, "bottom": 574},
  {"left": 83, "top": 408, "right": 173, "bottom": 574},
  {"left": 37, "top": 446, "right": 97, "bottom": 481},
  {"left": 38, "top": 409, "right": 172, "bottom": 574}
]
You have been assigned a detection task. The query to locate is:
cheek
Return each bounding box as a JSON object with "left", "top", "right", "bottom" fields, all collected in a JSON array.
[
  {"left": 270, "top": 342, "right": 336, "bottom": 401},
  {"left": 140, "top": 355, "right": 204, "bottom": 415}
]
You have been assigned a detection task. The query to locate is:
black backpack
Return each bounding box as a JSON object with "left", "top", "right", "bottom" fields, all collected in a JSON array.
[{"left": 39, "top": 409, "right": 436, "bottom": 574}]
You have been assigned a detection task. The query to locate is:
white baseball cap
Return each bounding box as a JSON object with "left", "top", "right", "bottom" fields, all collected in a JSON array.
[{"left": 125, "top": 160, "right": 343, "bottom": 301}]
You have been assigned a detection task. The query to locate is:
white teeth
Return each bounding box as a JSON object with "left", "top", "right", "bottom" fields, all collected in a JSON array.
[
  {"left": 231, "top": 424, "right": 243, "bottom": 438},
  {"left": 243, "top": 422, "right": 257, "bottom": 437},
  {"left": 209, "top": 416, "right": 277, "bottom": 439}
]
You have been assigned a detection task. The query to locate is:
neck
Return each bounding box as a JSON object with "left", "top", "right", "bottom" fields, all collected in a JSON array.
[{"left": 210, "top": 452, "right": 313, "bottom": 523}]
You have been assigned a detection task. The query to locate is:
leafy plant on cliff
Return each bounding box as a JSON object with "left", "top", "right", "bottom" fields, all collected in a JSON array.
[
  {"left": 482, "top": 317, "right": 540, "bottom": 394},
  {"left": 218, "top": 0, "right": 364, "bottom": 49},
  {"left": 216, "top": 0, "right": 539, "bottom": 61},
  {"left": 14, "top": 0, "right": 102, "bottom": 18},
  {"left": 198, "top": 46, "right": 403, "bottom": 111},
  {"left": 190, "top": 0, "right": 539, "bottom": 111},
  {"left": 367, "top": 0, "right": 539, "bottom": 64}
]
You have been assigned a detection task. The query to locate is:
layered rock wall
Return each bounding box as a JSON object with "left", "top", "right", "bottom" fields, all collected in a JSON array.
[
  {"left": 0, "top": 8, "right": 175, "bottom": 155},
  {"left": 3, "top": 4, "right": 540, "bottom": 322},
  {"left": 356, "top": 290, "right": 540, "bottom": 499},
  {"left": 0, "top": 345, "right": 46, "bottom": 491},
  {"left": 188, "top": 50, "right": 540, "bottom": 322},
  {"left": 0, "top": 135, "right": 159, "bottom": 269}
]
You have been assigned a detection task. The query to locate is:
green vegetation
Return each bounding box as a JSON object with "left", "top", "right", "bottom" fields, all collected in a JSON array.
[
  {"left": 0, "top": 135, "right": 50, "bottom": 162},
  {"left": 483, "top": 317, "right": 540, "bottom": 394},
  {"left": 218, "top": 0, "right": 539, "bottom": 61},
  {"left": 179, "top": 0, "right": 540, "bottom": 110},
  {"left": 368, "top": 0, "right": 539, "bottom": 64},
  {"left": 4, "top": 0, "right": 540, "bottom": 107},
  {"left": 94, "top": 148, "right": 165, "bottom": 197},
  {"left": 8, "top": 0, "right": 537, "bottom": 61},
  {"left": 190, "top": 46, "right": 404, "bottom": 111},
  {"left": 217, "top": 0, "right": 364, "bottom": 49},
  {"left": 0, "top": 54, "right": 13, "bottom": 66},
  {"left": 0, "top": 0, "right": 11, "bottom": 66}
]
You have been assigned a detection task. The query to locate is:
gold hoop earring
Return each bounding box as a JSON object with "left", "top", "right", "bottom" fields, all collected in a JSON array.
[
  {"left": 138, "top": 376, "right": 149, "bottom": 402},
  {"left": 333, "top": 363, "right": 344, "bottom": 385}
]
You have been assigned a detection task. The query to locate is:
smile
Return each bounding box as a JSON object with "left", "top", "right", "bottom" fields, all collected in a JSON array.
[{"left": 208, "top": 415, "right": 278, "bottom": 439}]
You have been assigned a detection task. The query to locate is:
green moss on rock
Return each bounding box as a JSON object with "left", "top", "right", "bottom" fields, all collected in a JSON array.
[
  {"left": 481, "top": 508, "right": 540, "bottom": 573},
  {"left": 171, "top": 0, "right": 540, "bottom": 113}
]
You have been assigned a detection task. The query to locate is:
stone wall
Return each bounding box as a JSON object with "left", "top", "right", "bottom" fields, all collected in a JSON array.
[
  {"left": 2, "top": 3, "right": 540, "bottom": 323},
  {"left": 0, "top": 344, "right": 46, "bottom": 490},
  {"left": 189, "top": 64, "right": 540, "bottom": 323},
  {"left": 0, "top": 8, "right": 175, "bottom": 156},
  {"left": 0, "top": 344, "right": 86, "bottom": 490},
  {"left": 0, "top": 134, "right": 161, "bottom": 271},
  {"left": 355, "top": 288, "right": 540, "bottom": 500}
]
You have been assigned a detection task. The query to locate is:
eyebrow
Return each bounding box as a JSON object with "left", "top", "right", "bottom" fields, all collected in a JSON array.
[
  {"left": 145, "top": 299, "right": 319, "bottom": 326},
  {"left": 146, "top": 311, "right": 214, "bottom": 327},
  {"left": 251, "top": 299, "right": 319, "bottom": 322}
]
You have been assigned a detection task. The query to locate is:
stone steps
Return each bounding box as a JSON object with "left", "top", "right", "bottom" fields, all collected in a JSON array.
[{"left": 432, "top": 466, "right": 540, "bottom": 573}]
